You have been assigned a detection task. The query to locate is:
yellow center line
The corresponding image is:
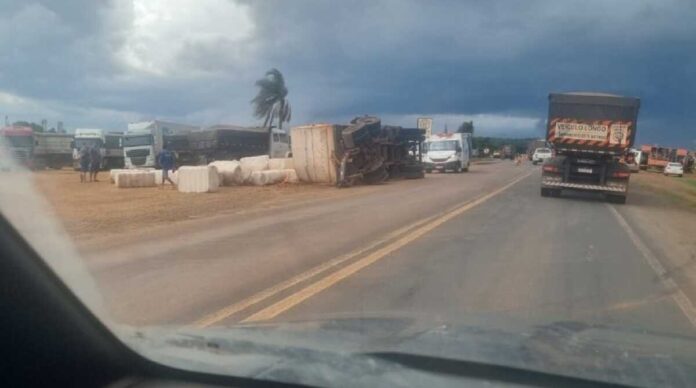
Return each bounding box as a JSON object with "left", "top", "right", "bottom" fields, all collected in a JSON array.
[
  {"left": 241, "top": 171, "right": 533, "bottom": 323},
  {"left": 194, "top": 210, "right": 440, "bottom": 328}
]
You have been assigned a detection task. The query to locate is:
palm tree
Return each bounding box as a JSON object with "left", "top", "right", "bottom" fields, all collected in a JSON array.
[{"left": 251, "top": 68, "right": 292, "bottom": 131}]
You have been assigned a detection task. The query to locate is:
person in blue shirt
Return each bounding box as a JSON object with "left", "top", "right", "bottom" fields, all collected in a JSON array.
[{"left": 158, "top": 147, "right": 176, "bottom": 187}]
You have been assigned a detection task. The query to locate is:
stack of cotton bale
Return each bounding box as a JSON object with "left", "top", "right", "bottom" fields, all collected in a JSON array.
[
  {"left": 268, "top": 157, "right": 294, "bottom": 170},
  {"left": 153, "top": 169, "right": 178, "bottom": 185},
  {"left": 115, "top": 170, "right": 156, "bottom": 188},
  {"left": 240, "top": 155, "right": 269, "bottom": 183},
  {"left": 249, "top": 169, "right": 299, "bottom": 186},
  {"left": 208, "top": 161, "right": 243, "bottom": 186},
  {"left": 177, "top": 165, "right": 219, "bottom": 193}
]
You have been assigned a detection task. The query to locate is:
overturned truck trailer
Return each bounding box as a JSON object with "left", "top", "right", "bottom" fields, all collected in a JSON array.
[{"left": 291, "top": 116, "right": 425, "bottom": 187}]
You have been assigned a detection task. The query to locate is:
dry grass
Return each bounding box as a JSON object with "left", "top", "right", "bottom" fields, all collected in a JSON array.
[
  {"left": 630, "top": 171, "right": 696, "bottom": 209},
  {"left": 32, "top": 169, "right": 341, "bottom": 240}
]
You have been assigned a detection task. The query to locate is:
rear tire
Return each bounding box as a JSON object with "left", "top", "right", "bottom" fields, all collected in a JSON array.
[
  {"left": 541, "top": 188, "right": 550, "bottom": 197},
  {"left": 455, "top": 164, "right": 463, "bottom": 173},
  {"left": 425, "top": 169, "right": 432, "bottom": 174}
]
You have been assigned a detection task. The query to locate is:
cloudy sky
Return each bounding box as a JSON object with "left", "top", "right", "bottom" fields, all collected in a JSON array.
[{"left": 1, "top": 0, "right": 695, "bottom": 146}]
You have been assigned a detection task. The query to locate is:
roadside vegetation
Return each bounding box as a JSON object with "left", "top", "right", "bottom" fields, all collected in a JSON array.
[{"left": 632, "top": 172, "right": 696, "bottom": 209}]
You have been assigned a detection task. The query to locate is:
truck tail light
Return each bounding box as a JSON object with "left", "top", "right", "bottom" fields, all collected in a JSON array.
[
  {"left": 611, "top": 171, "right": 630, "bottom": 179},
  {"left": 542, "top": 165, "right": 559, "bottom": 173}
]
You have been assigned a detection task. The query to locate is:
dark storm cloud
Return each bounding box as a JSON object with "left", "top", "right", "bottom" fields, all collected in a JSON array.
[{"left": 0, "top": 0, "right": 694, "bottom": 145}]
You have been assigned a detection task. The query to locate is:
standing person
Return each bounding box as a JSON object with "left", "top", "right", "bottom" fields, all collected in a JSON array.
[
  {"left": 158, "top": 147, "right": 176, "bottom": 187},
  {"left": 79, "top": 145, "right": 90, "bottom": 183},
  {"left": 89, "top": 145, "right": 102, "bottom": 182}
]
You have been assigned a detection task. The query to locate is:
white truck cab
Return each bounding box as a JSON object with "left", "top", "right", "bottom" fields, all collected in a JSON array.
[
  {"left": 123, "top": 120, "right": 199, "bottom": 169},
  {"left": 423, "top": 133, "right": 471, "bottom": 173}
]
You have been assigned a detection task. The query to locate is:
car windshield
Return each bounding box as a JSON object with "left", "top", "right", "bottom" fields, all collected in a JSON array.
[
  {"left": 1, "top": 2, "right": 696, "bottom": 388},
  {"left": 74, "top": 138, "right": 103, "bottom": 149},
  {"left": 122, "top": 134, "right": 153, "bottom": 147},
  {"left": 427, "top": 140, "right": 458, "bottom": 151}
]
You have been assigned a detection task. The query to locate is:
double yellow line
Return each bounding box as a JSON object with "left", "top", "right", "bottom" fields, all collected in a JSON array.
[{"left": 194, "top": 171, "right": 532, "bottom": 327}]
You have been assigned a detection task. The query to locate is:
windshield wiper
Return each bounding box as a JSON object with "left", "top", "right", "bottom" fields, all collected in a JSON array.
[{"left": 364, "top": 352, "right": 630, "bottom": 388}]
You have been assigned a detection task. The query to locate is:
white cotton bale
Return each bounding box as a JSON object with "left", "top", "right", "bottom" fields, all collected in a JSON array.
[
  {"left": 240, "top": 155, "right": 269, "bottom": 183},
  {"left": 115, "top": 170, "right": 156, "bottom": 188},
  {"left": 268, "top": 157, "right": 294, "bottom": 171},
  {"left": 249, "top": 169, "right": 299, "bottom": 186},
  {"left": 209, "top": 161, "right": 243, "bottom": 185},
  {"left": 109, "top": 169, "right": 130, "bottom": 184},
  {"left": 284, "top": 169, "right": 299, "bottom": 183},
  {"left": 177, "top": 165, "right": 219, "bottom": 193}
]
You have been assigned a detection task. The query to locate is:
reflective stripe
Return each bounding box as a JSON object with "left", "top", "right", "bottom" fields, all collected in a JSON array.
[{"left": 542, "top": 181, "right": 626, "bottom": 192}]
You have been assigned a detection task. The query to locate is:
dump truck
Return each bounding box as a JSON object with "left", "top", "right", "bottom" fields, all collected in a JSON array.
[
  {"left": 541, "top": 92, "right": 640, "bottom": 204},
  {"left": 0, "top": 126, "right": 73, "bottom": 169},
  {"left": 72, "top": 128, "right": 124, "bottom": 170},
  {"left": 639, "top": 145, "right": 689, "bottom": 172}
]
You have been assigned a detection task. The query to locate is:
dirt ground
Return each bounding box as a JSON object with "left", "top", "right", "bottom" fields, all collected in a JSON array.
[{"left": 32, "top": 169, "right": 349, "bottom": 242}]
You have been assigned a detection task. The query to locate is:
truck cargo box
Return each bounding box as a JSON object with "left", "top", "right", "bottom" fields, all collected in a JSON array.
[
  {"left": 547, "top": 92, "right": 640, "bottom": 155},
  {"left": 290, "top": 124, "right": 346, "bottom": 184}
]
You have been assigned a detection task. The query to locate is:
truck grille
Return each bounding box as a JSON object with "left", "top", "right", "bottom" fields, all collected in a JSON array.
[
  {"left": 126, "top": 149, "right": 150, "bottom": 158},
  {"left": 130, "top": 157, "right": 147, "bottom": 166}
]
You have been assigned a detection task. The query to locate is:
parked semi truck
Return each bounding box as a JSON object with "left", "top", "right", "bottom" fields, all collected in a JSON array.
[
  {"left": 72, "top": 128, "right": 124, "bottom": 170},
  {"left": 541, "top": 92, "right": 640, "bottom": 204},
  {"left": 187, "top": 125, "right": 291, "bottom": 164},
  {"left": 0, "top": 126, "right": 72, "bottom": 169},
  {"left": 123, "top": 120, "right": 200, "bottom": 168}
]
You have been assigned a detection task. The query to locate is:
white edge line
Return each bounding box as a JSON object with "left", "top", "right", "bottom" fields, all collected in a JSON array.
[{"left": 607, "top": 204, "right": 696, "bottom": 328}]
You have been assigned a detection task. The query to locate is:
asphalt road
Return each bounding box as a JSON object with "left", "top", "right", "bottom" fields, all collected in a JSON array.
[{"left": 86, "top": 161, "right": 696, "bottom": 335}]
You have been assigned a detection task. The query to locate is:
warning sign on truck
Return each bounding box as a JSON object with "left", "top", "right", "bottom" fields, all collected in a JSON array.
[{"left": 548, "top": 119, "right": 632, "bottom": 147}]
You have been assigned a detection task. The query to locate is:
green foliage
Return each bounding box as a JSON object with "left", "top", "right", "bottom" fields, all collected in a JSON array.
[
  {"left": 457, "top": 121, "right": 474, "bottom": 134},
  {"left": 12, "top": 121, "right": 44, "bottom": 132},
  {"left": 251, "top": 68, "right": 292, "bottom": 130},
  {"left": 472, "top": 137, "right": 537, "bottom": 154}
]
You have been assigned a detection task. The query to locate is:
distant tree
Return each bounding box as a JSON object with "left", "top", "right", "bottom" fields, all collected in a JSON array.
[
  {"left": 12, "top": 121, "right": 44, "bottom": 132},
  {"left": 457, "top": 121, "right": 474, "bottom": 135},
  {"left": 251, "top": 68, "right": 292, "bottom": 131}
]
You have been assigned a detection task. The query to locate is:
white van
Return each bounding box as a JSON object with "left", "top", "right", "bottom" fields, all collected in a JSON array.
[{"left": 423, "top": 133, "right": 471, "bottom": 173}]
